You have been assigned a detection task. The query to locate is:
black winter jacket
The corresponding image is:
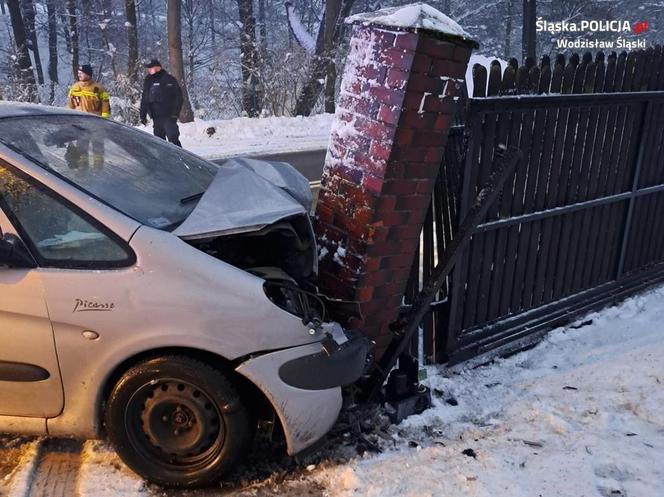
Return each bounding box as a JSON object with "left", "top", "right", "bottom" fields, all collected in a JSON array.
[{"left": 139, "top": 70, "right": 183, "bottom": 120}]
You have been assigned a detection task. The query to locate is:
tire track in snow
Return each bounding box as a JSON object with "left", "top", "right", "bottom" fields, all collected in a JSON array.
[{"left": 21, "top": 439, "right": 82, "bottom": 497}]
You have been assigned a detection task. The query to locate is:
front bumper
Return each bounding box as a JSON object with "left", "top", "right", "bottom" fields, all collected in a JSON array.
[{"left": 235, "top": 333, "right": 369, "bottom": 455}]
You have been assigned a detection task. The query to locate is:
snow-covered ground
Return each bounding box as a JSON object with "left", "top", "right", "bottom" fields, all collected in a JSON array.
[
  {"left": 137, "top": 113, "right": 335, "bottom": 161},
  {"left": 2, "top": 286, "right": 663, "bottom": 497}
]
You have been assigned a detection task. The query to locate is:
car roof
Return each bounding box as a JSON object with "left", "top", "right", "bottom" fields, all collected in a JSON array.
[{"left": 0, "top": 102, "right": 82, "bottom": 119}]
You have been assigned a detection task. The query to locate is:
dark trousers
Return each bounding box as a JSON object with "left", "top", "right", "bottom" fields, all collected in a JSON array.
[{"left": 153, "top": 117, "right": 182, "bottom": 147}]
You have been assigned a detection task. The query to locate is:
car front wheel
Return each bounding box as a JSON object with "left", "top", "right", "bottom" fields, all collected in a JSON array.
[{"left": 104, "top": 355, "right": 252, "bottom": 487}]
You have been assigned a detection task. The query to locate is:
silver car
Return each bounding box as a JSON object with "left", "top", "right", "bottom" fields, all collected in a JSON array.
[{"left": 0, "top": 104, "right": 368, "bottom": 487}]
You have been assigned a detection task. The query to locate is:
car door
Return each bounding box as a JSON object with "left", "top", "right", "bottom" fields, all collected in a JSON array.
[
  {"left": 0, "top": 161, "right": 134, "bottom": 419},
  {"left": 0, "top": 183, "right": 64, "bottom": 418}
]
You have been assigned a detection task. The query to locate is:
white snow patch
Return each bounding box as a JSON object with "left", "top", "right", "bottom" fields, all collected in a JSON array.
[
  {"left": 311, "top": 286, "right": 664, "bottom": 496},
  {"left": 347, "top": 2, "right": 472, "bottom": 40},
  {"left": 466, "top": 53, "right": 509, "bottom": 96},
  {"left": 6, "top": 439, "right": 41, "bottom": 497},
  {"left": 76, "top": 440, "right": 145, "bottom": 496},
  {"left": 136, "top": 113, "right": 334, "bottom": 160}
]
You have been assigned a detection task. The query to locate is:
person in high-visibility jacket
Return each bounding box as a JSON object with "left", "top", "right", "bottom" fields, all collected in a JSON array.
[{"left": 65, "top": 64, "right": 110, "bottom": 167}]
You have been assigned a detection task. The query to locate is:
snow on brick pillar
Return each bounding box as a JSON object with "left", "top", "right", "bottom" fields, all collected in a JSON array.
[{"left": 313, "top": 4, "right": 478, "bottom": 359}]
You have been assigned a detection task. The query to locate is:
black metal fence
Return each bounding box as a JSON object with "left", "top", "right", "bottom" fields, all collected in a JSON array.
[{"left": 405, "top": 48, "right": 664, "bottom": 365}]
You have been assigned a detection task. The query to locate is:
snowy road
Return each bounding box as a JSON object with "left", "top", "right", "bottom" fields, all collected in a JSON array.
[{"left": 2, "top": 286, "right": 663, "bottom": 497}]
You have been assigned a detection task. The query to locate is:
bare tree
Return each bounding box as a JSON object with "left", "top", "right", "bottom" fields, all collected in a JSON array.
[
  {"left": 291, "top": 0, "right": 355, "bottom": 116},
  {"left": 21, "top": 0, "right": 44, "bottom": 84},
  {"left": 522, "top": 0, "right": 536, "bottom": 60},
  {"left": 6, "top": 0, "right": 38, "bottom": 102},
  {"left": 46, "top": 0, "right": 58, "bottom": 102},
  {"left": 237, "top": 0, "right": 262, "bottom": 117},
  {"left": 167, "top": 0, "right": 194, "bottom": 122},
  {"left": 125, "top": 0, "right": 139, "bottom": 82},
  {"left": 65, "top": 0, "right": 79, "bottom": 80}
]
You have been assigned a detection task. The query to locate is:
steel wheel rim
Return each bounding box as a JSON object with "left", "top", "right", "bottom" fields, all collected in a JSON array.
[{"left": 124, "top": 378, "right": 225, "bottom": 472}]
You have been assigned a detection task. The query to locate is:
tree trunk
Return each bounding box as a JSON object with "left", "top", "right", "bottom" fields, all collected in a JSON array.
[
  {"left": 125, "top": 0, "right": 139, "bottom": 82},
  {"left": 167, "top": 0, "right": 194, "bottom": 122},
  {"left": 257, "top": 0, "right": 267, "bottom": 51},
  {"left": 6, "top": 0, "right": 38, "bottom": 102},
  {"left": 21, "top": 0, "right": 44, "bottom": 84},
  {"left": 323, "top": 0, "right": 341, "bottom": 114},
  {"left": 66, "top": 0, "right": 79, "bottom": 80},
  {"left": 294, "top": 0, "right": 354, "bottom": 116},
  {"left": 522, "top": 0, "right": 536, "bottom": 60},
  {"left": 505, "top": 0, "right": 513, "bottom": 59},
  {"left": 237, "top": 0, "right": 261, "bottom": 117},
  {"left": 101, "top": 0, "right": 118, "bottom": 80},
  {"left": 46, "top": 0, "right": 58, "bottom": 103}
]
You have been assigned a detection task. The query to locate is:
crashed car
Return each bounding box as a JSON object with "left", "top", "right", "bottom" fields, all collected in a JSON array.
[{"left": 0, "top": 104, "right": 368, "bottom": 487}]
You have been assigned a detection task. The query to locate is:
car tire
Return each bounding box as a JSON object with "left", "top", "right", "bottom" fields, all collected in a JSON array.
[{"left": 104, "top": 355, "right": 252, "bottom": 487}]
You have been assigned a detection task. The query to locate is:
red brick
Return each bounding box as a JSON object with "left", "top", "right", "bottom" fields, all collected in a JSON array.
[
  {"left": 453, "top": 45, "right": 472, "bottom": 63},
  {"left": 406, "top": 74, "right": 444, "bottom": 94},
  {"left": 404, "top": 162, "right": 440, "bottom": 180},
  {"left": 356, "top": 64, "right": 387, "bottom": 83},
  {"left": 355, "top": 116, "right": 396, "bottom": 143},
  {"left": 377, "top": 211, "right": 410, "bottom": 227},
  {"left": 369, "top": 226, "right": 390, "bottom": 243},
  {"left": 418, "top": 37, "right": 455, "bottom": 59},
  {"left": 393, "top": 145, "right": 444, "bottom": 163},
  {"left": 396, "top": 194, "right": 431, "bottom": 211},
  {"left": 338, "top": 94, "right": 379, "bottom": 118},
  {"left": 377, "top": 104, "right": 401, "bottom": 125},
  {"left": 327, "top": 163, "right": 364, "bottom": 186},
  {"left": 412, "top": 130, "right": 446, "bottom": 147},
  {"left": 422, "top": 95, "right": 448, "bottom": 113},
  {"left": 364, "top": 257, "right": 382, "bottom": 272},
  {"left": 353, "top": 153, "right": 388, "bottom": 178},
  {"left": 403, "top": 91, "right": 425, "bottom": 110},
  {"left": 380, "top": 254, "right": 415, "bottom": 269},
  {"left": 401, "top": 110, "right": 437, "bottom": 129},
  {"left": 424, "top": 147, "right": 445, "bottom": 163},
  {"left": 384, "top": 161, "right": 406, "bottom": 180},
  {"left": 356, "top": 286, "right": 374, "bottom": 302},
  {"left": 414, "top": 178, "right": 437, "bottom": 194},
  {"left": 395, "top": 128, "right": 414, "bottom": 146},
  {"left": 374, "top": 281, "right": 406, "bottom": 298},
  {"left": 376, "top": 195, "right": 397, "bottom": 213},
  {"left": 348, "top": 237, "right": 369, "bottom": 254},
  {"left": 394, "top": 32, "right": 419, "bottom": 51},
  {"left": 367, "top": 240, "right": 399, "bottom": 258},
  {"left": 386, "top": 68, "right": 409, "bottom": 90},
  {"left": 315, "top": 203, "right": 334, "bottom": 224},
  {"left": 368, "top": 86, "right": 405, "bottom": 107},
  {"left": 361, "top": 270, "right": 393, "bottom": 287},
  {"left": 378, "top": 48, "right": 415, "bottom": 71},
  {"left": 384, "top": 180, "right": 419, "bottom": 195},
  {"left": 434, "top": 113, "right": 452, "bottom": 131},
  {"left": 353, "top": 206, "right": 374, "bottom": 226},
  {"left": 362, "top": 174, "right": 384, "bottom": 194},
  {"left": 411, "top": 53, "right": 433, "bottom": 74},
  {"left": 371, "top": 29, "right": 396, "bottom": 49},
  {"left": 340, "top": 181, "right": 378, "bottom": 210},
  {"left": 392, "top": 226, "right": 422, "bottom": 240},
  {"left": 369, "top": 140, "right": 392, "bottom": 161}
]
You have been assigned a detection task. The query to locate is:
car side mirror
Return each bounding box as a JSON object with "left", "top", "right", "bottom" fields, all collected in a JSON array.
[{"left": 0, "top": 234, "right": 36, "bottom": 269}]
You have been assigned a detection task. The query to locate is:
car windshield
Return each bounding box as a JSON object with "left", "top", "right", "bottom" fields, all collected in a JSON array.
[{"left": 0, "top": 114, "right": 217, "bottom": 230}]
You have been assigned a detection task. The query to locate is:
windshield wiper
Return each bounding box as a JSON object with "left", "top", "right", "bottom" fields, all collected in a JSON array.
[{"left": 180, "top": 192, "right": 205, "bottom": 204}]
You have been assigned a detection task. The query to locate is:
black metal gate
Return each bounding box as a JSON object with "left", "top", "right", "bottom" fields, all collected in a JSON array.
[{"left": 406, "top": 91, "right": 664, "bottom": 365}]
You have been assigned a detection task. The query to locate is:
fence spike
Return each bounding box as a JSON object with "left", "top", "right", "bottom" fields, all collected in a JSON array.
[
  {"left": 501, "top": 59, "right": 518, "bottom": 95},
  {"left": 472, "top": 63, "right": 487, "bottom": 97},
  {"left": 487, "top": 60, "right": 502, "bottom": 96}
]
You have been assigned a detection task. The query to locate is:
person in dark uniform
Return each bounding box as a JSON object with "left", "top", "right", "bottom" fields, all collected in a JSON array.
[{"left": 139, "top": 59, "right": 183, "bottom": 147}]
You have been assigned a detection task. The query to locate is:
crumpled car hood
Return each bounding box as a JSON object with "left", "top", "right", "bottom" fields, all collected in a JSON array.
[{"left": 173, "top": 157, "right": 313, "bottom": 240}]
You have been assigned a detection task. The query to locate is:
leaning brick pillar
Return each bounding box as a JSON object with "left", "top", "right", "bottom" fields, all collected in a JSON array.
[{"left": 314, "top": 5, "right": 478, "bottom": 359}]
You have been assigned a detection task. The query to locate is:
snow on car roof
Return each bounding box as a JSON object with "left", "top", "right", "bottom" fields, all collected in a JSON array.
[{"left": 0, "top": 101, "right": 81, "bottom": 119}]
